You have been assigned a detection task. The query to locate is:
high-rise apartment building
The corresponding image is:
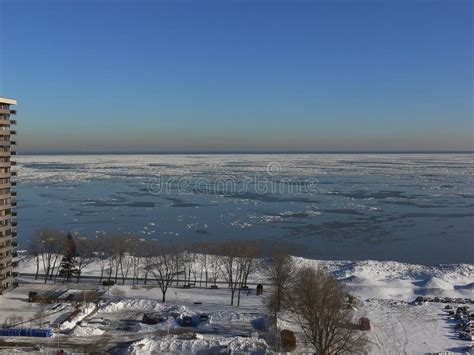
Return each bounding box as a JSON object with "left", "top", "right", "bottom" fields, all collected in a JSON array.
[{"left": 0, "top": 97, "right": 17, "bottom": 294}]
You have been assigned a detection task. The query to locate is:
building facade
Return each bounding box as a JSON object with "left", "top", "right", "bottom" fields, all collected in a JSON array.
[{"left": 0, "top": 97, "right": 17, "bottom": 293}]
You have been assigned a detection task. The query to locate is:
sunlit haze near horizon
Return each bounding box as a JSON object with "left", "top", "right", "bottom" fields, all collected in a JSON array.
[{"left": 0, "top": 0, "right": 472, "bottom": 152}]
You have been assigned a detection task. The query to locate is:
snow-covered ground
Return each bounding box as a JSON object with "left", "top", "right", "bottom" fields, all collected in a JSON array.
[{"left": 0, "top": 257, "right": 472, "bottom": 354}]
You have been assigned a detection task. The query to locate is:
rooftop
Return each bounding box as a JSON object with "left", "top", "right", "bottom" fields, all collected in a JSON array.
[{"left": 0, "top": 97, "right": 17, "bottom": 105}]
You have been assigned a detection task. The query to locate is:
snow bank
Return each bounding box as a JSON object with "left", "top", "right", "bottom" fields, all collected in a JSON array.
[
  {"left": 100, "top": 298, "right": 186, "bottom": 314},
  {"left": 292, "top": 257, "right": 474, "bottom": 301},
  {"left": 227, "top": 336, "right": 268, "bottom": 354},
  {"left": 128, "top": 334, "right": 268, "bottom": 355},
  {"left": 128, "top": 335, "right": 221, "bottom": 355}
]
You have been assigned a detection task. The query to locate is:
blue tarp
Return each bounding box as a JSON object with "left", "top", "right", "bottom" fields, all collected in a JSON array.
[{"left": 0, "top": 328, "right": 53, "bottom": 337}]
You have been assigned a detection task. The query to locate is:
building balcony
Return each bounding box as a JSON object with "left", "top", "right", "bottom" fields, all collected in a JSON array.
[
  {"left": 0, "top": 256, "right": 13, "bottom": 268},
  {"left": 11, "top": 241, "right": 17, "bottom": 247},
  {"left": 0, "top": 215, "right": 12, "bottom": 224},
  {"left": 0, "top": 109, "right": 10, "bottom": 115},
  {"left": 0, "top": 233, "right": 12, "bottom": 240},
  {"left": 0, "top": 244, "right": 12, "bottom": 254},
  {"left": 0, "top": 188, "right": 11, "bottom": 195},
  {"left": 0, "top": 130, "right": 10, "bottom": 136},
  {"left": 0, "top": 225, "right": 12, "bottom": 234},
  {"left": 0, "top": 163, "right": 11, "bottom": 168},
  {"left": 0, "top": 213, "right": 13, "bottom": 221},
  {"left": 0, "top": 119, "right": 11, "bottom": 126}
]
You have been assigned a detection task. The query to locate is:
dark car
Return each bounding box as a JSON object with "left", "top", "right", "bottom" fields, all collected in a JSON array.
[{"left": 181, "top": 316, "right": 193, "bottom": 327}]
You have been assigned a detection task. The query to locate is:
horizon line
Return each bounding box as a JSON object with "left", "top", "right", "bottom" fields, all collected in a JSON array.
[{"left": 17, "top": 150, "right": 474, "bottom": 156}]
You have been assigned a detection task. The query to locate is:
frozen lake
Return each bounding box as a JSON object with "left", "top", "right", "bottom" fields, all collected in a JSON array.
[{"left": 15, "top": 153, "right": 474, "bottom": 264}]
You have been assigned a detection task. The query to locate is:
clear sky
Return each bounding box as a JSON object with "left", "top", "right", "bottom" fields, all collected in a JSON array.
[{"left": 0, "top": 0, "right": 472, "bottom": 152}]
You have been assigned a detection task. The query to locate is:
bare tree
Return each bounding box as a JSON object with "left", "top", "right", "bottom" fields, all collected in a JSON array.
[
  {"left": 27, "top": 238, "right": 41, "bottom": 280},
  {"left": 264, "top": 247, "right": 295, "bottom": 322},
  {"left": 181, "top": 248, "right": 198, "bottom": 286},
  {"left": 74, "top": 236, "right": 94, "bottom": 283},
  {"left": 108, "top": 234, "right": 130, "bottom": 284},
  {"left": 93, "top": 235, "right": 110, "bottom": 283},
  {"left": 111, "top": 235, "right": 134, "bottom": 285},
  {"left": 35, "top": 229, "right": 65, "bottom": 283},
  {"left": 235, "top": 241, "right": 260, "bottom": 307},
  {"left": 149, "top": 242, "right": 181, "bottom": 302},
  {"left": 141, "top": 240, "right": 157, "bottom": 285},
  {"left": 286, "top": 267, "right": 367, "bottom": 355},
  {"left": 130, "top": 241, "right": 144, "bottom": 285},
  {"left": 194, "top": 241, "right": 211, "bottom": 287},
  {"left": 208, "top": 252, "right": 221, "bottom": 287},
  {"left": 216, "top": 240, "right": 259, "bottom": 306}
]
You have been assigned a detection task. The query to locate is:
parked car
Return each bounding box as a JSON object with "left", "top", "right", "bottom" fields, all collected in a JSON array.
[{"left": 181, "top": 316, "right": 193, "bottom": 327}]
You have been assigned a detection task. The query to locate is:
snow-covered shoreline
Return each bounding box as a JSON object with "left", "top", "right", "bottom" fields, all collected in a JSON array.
[
  {"left": 1, "top": 256, "right": 472, "bottom": 354},
  {"left": 17, "top": 254, "right": 474, "bottom": 302}
]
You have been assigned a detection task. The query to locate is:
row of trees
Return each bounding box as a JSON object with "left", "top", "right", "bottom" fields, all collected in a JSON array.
[
  {"left": 28, "top": 230, "right": 366, "bottom": 353},
  {"left": 28, "top": 229, "right": 261, "bottom": 305}
]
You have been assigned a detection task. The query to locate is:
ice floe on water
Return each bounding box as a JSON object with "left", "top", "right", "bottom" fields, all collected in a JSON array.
[
  {"left": 16, "top": 153, "right": 474, "bottom": 183},
  {"left": 15, "top": 154, "right": 474, "bottom": 264}
]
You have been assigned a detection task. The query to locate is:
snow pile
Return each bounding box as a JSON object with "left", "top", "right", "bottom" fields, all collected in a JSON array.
[
  {"left": 100, "top": 298, "right": 186, "bottom": 314},
  {"left": 128, "top": 335, "right": 221, "bottom": 355},
  {"left": 70, "top": 324, "right": 105, "bottom": 336},
  {"left": 227, "top": 337, "right": 268, "bottom": 354},
  {"left": 292, "top": 257, "right": 474, "bottom": 301},
  {"left": 59, "top": 303, "right": 96, "bottom": 331},
  {"left": 208, "top": 310, "right": 267, "bottom": 331},
  {"left": 128, "top": 335, "right": 268, "bottom": 355}
]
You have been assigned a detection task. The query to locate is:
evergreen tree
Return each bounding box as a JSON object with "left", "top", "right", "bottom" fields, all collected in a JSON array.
[{"left": 59, "top": 233, "right": 78, "bottom": 282}]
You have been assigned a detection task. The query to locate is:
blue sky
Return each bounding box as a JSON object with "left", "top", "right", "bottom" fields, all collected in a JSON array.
[{"left": 1, "top": 0, "right": 472, "bottom": 152}]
